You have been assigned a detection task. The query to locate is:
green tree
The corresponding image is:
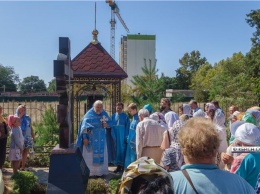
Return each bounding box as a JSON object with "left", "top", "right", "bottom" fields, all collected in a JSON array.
[
  {"left": 209, "top": 53, "right": 247, "bottom": 99},
  {"left": 246, "top": 9, "right": 260, "bottom": 46},
  {"left": 19, "top": 75, "right": 46, "bottom": 93},
  {"left": 191, "top": 62, "right": 213, "bottom": 101},
  {"left": 131, "top": 60, "right": 163, "bottom": 105},
  {"left": 47, "top": 79, "right": 56, "bottom": 93},
  {"left": 121, "top": 83, "right": 133, "bottom": 105},
  {"left": 34, "top": 105, "right": 59, "bottom": 146},
  {"left": 175, "top": 50, "right": 207, "bottom": 89},
  {"left": 0, "top": 64, "right": 19, "bottom": 91},
  {"left": 244, "top": 9, "right": 260, "bottom": 101},
  {"left": 158, "top": 73, "right": 178, "bottom": 89}
]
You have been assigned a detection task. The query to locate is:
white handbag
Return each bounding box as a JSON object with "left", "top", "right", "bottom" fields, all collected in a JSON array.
[{"left": 29, "top": 146, "right": 35, "bottom": 159}]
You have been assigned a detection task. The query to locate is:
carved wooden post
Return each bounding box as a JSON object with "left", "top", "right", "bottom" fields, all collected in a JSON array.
[{"left": 53, "top": 37, "right": 72, "bottom": 148}]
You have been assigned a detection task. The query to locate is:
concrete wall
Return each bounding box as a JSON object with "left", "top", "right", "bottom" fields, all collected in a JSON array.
[{"left": 120, "top": 34, "right": 156, "bottom": 87}]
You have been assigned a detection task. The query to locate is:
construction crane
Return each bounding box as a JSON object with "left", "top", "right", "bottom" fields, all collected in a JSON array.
[{"left": 106, "top": 0, "right": 129, "bottom": 59}]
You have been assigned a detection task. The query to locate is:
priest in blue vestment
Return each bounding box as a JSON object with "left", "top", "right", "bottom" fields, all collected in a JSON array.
[
  {"left": 124, "top": 103, "right": 139, "bottom": 169},
  {"left": 111, "top": 102, "right": 130, "bottom": 173},
  {"left": 76, "top": 100, "right": 112, "bottom": 176}
]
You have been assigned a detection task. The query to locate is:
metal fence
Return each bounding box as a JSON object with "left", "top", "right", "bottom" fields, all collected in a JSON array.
[
  {"left": 0, "top": 99, "right": 113, "bottom": 124},
  {"left": 0, "top": 100, "right": 59, "bottom": 123}
]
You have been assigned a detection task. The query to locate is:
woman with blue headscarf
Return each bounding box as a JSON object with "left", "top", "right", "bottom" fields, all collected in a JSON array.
[{"left": 15, "top": 105, "right": 35, "bottom": 170}]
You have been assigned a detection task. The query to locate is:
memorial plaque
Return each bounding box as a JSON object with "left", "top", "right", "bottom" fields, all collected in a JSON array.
[{"left": 46, "top": 145, "right": 89, "bottom": 194}]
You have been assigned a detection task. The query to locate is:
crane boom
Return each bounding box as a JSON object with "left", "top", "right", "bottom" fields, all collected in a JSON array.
[
  {"left": 115, "top": 12, "right": 129, "bottom": 33},
  {"left": 106, "top": 0, "right": 129, "bottom": 59}
]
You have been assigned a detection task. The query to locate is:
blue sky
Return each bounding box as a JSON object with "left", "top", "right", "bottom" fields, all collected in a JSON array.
[{"left": 0, "top": 1, "right": 259, "bottom": 86}]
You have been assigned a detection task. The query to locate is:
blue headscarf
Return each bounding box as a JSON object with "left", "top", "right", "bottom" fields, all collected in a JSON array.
[{"left": 143, "top": 104, "right": 153, "bottom": 114}]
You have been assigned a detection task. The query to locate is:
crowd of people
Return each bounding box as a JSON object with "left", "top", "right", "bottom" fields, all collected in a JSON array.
[
  {"left": 1, "top": 98, "right": 260, "bottom": 193},
  {"left": 76, "top": 99, "right": 260, "bottom": 193}
]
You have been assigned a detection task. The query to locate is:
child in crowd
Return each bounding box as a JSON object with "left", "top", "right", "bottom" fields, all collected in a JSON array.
[{"left": 8, "top": 115, "right": 24, "bottom": 174}]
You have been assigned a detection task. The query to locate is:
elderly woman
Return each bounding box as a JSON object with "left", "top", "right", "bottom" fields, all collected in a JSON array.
[
  {"left": 204, "top": 103, "right": 215, "bottom": 120},
  {"left": 76, "top": 100, "right": 112, "bottom": 176},
  {"left": 228, "top": 122, "right": 260, "bottom": 188},
  {"left": 15, "top": 105, "right": 34, "bottom": 170},
  {"left": 178, "top": 104, "right": 192, "bottom": 117},
  {"left": 160, "top": 119, "right": 185, "bottom": 172},
  {"left": 204, "top": 102, "right": 227, "bottom": 169},
  {"left": 229, "top": 122, "right": 260, "bottom": 173},
  {"left": 149, "top": 112, "right": 167, "bottom": 128},
  {"left": 118, "top": 157, "right": 173, "bottom": 194},
  {"left": 170, "top": 117, "right": 255, "bottom": 194}
]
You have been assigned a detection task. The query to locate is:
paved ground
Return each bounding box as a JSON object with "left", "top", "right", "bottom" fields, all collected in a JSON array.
[{"left": 2, "top": 166, "right": 121, "bottom": 187}]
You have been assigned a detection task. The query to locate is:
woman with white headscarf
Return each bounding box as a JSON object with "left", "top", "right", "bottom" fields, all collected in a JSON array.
[
  {"left": 178, "top": 104, "right": 192, "bottom": 117},
  {"left": 232, "top": 122, "right": 260, "bottom": 188},
  {"left": 149, "top": 112, "right": 168, "bottom": 128},
  {"left": 205, "top": 102, "right": 228, "bottom": 169}
]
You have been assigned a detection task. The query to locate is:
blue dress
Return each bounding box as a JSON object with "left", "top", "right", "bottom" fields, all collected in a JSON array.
[
  {"left": 106, "top": 127, "right": 116, "bottom": 164},
  {"left": 124, "top": 113, "right": 139, "bottom": 169},
  {"left": 111, "top": 112, "right": 130, "bottom": 166},
  {"left": 235, "top": 153, "right": 260, "bottom": 188}
]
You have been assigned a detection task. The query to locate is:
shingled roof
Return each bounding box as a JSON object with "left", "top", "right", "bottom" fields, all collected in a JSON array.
[{"left": 71, "top": 40, "right": 127, "bottom": 79}]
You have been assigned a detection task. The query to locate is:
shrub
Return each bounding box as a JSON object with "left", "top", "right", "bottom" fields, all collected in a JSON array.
[
  {"left": 11, "top": 171, "right": 38, "bottom": 194},
  {"left": 34, "top": 105, "right": 59, "bottom": 146},
  {"left": 108, "top": 178, "right": 121, "bottom": 194},
  {"left": 86, "top": 178, "right": 109, "bottom": 194},
  {"left": 30, "top": 183, "right": 47, "bottom": 194}
]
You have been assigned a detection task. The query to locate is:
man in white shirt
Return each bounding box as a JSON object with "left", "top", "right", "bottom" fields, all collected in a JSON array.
[
  {"left": 136, "top": 109, "right": 166, "bottom": 163},
  {"left": 189, "top": 100, "right": 205, "bottom": 117}
]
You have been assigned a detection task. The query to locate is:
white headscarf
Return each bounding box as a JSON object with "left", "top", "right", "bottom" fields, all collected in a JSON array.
[
  {"left": 235, "top": 123, "right": 260, "bottom": 146},
  {"left": 182, "top": 104, "right": 191, "bottom": 116},
  {"left": 165, "top": 111, "right": 179, "bottom": 128}
]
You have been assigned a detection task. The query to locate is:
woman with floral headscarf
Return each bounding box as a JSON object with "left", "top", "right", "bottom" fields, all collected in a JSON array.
[
  {"left": 15, "top": 105, "right": 35, "bottom": 170},
  {"left": 160, "top": 120, "right": 185, "bottom": 172},
  {"left": 118, "top": 157, "right": 174, "bottom": 194}
]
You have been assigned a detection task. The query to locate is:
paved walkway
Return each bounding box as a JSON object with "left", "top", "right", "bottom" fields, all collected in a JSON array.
[{"left": 2, "top": 166, "right": 121, "bottom": 186}]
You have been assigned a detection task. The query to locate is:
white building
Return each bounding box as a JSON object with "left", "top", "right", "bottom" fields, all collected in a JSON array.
[{"left": 119, "top": 34, "right": 156, "bottom": 86}]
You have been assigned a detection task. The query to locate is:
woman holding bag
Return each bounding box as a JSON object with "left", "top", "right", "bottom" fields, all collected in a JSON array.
[{"left": 15, "top": 105, "right": 35, "bottom": 170}]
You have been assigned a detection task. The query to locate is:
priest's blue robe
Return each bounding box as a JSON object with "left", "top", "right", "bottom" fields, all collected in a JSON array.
[
  {"left": 76, "top": 107, "right": 112, "bottom": 176},
  {"left": 124, "top": 113, "right": 139, "bottom": 169},
  {"left": 106, "top": 127, "right": 116, "bottom": 164},
  {"left": 111, "top": 112, "right": 130, "bottom": 166}
]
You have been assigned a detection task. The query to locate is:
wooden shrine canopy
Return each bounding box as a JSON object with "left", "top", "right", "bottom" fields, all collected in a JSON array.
[{"left": 71, "top": 30, "right": 127, "bottom": 129}]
